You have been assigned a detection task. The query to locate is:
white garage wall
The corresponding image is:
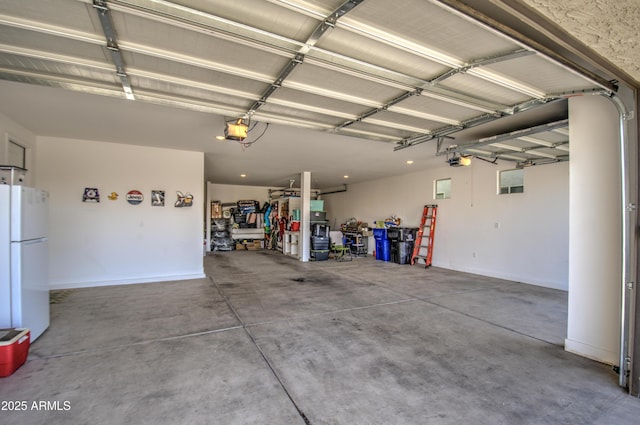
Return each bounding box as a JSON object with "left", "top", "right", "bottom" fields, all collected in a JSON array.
[
  {"left": 323, "top": 159, "right": 569, "bottom": 290},
  {"left": 36, "top": 137, "right": 205, "bottom": 289}
]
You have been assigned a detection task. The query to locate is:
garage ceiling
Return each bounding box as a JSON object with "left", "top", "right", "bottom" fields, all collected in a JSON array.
[{"left": 0, "top": 0, "right": 623, "bottom": 187}]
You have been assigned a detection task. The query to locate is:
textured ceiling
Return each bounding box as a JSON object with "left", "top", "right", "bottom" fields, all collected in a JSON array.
[{"left": 522, "top": 0, "right": 640, "bottom": 84}]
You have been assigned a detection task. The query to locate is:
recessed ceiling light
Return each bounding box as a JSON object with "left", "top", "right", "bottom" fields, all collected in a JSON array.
[
  {"left": 240, "top": 174, "right": 246, "bottom": 178},
  {"left": 215, "top": 135, "right": 225, "bottom": 140},
  {"left": 343, "top": 175, "right": 349, "bottom": 179},
  {"left": 406, "top": 160, "right": 414, "bottom": 165}
]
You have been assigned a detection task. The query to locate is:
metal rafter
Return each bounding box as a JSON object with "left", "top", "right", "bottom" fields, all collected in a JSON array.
[
  {"left": 246, "top": 0, "right": 364, "bottom": 117},
  {"left": 429, "top": 48, "right": 535, "bottom": 84},
  {"left": 488, "top": 141, "right": 568, "bottom": 159},
  {"left": 87, "top": 1, "right": 534, "bottom": 123},
  {"left": 334, "top": 48, "right": 538, "bottom": 133},
  {"left": 0, "top": 0, "right": 606, "bottom": 152},
  {"left": 437, "top": 119, "right": 569, "bottom": 156},
  {"left": 335, "top": 89, "right": 422, "bottom": 130},
  {"left": 92, "top": 0, "right": 134, "bottom": 99},
  {"left": 0, "top": 9, "right": 511, "bottom": 121}
]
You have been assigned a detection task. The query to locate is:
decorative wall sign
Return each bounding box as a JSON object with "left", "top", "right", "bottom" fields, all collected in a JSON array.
[
  {"left": 108, "top": 192, "right": 119, "bottom": 201},
  {"left": 126, "top": 190, "right": 144, "bottom": 205},
  {"left": 151, "top": 190, "right": 165, "bottom": 206},
  {"left": 174, "top": 191, "right": 194, "bottom": 207},
  {"left": 83, "top": 188, "right": 100, "bottom": 202}
]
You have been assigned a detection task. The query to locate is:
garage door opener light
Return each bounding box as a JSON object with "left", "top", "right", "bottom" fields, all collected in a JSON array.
[
  {"left": 448, "top": 153, "right": 471, "bottom": 167},
  {"left": 224, "top": 118, "right": 249, "bottom": 141}
]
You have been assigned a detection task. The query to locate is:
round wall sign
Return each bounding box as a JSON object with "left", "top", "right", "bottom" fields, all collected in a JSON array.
[{"left": 126, "top": 190, "right": 144, "bottom": 205}]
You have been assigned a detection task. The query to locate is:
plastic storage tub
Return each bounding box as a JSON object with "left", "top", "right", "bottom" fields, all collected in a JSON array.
[
  {"left": 0, "top": 328, "right": 30, "bottom": 377},
  {"left": 311, "top": 211, "right": 327, "bottom": 221},
  {"left": 311, "top": 236, "right": 330, "bottom": 250},
  {"left": 311, "top": 250, "right": 329, "bottom": 261},
  {"left": 310, "top": 200, "right": 324, "bottom": 211}
]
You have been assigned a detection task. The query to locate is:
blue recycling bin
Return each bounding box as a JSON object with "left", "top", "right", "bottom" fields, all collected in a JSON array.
[
  {"left": 374, "top": 228, "right": 390, "bottom": 261},
  {"left": 375, "top": 238, "right": 391, "bottom": 261},
  {"left": 381, "top": 239, "right": 391, "bottom": 261},
  {"left": 373, "top": 228, "right": 387, "bottom": 240},
  {"left": 375, "top": 240, "right": 384, "bottom": 260}
]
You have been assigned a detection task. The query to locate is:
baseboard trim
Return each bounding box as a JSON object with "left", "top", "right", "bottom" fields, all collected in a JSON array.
[
  {"left": 49, "top": 272, "right": 206, "bottom": 290},
  {"left": 431, "top": 262, "right": 568, "bottom": 291}
]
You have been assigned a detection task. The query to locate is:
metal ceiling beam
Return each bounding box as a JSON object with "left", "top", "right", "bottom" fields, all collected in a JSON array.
[
  {"left": 437, "top": 119, "right": 569, "bottom": 155},
  {"left": 395, "top": 90, "right": 578, "bottom": 152},
  {"left": 301, "top": 0, "right": 364, "bottom": 52},
  {"left": 335, "top": 89, "right": 422, "bottom": 130},
  {"left": 246, "top": 0, "right": 364, "bottom": 117},
  {"left": 0, "top": 1, "right": 602, "bottom": 149},
  {"left": 394, "top": 112, "right": 503, "bottom": 151},
  {"left": 517, "top": 135, "right": 569, "bottom": 150},
  {"left": 333, "top": 49, "right": 535, "bottom": 132},
  {"left": 0, "top": 9, "right": 509, "bottom": 121},
  {"left": 488, "top": 142, "right": 566, "bottom": 159},
  {"left": 430, "top": 48, "right": 535, "bottom": 84},
  {"left": 95, "top": 1, "right": 523, "bottom": 118},
  {"left": 465, "top": 148, "right": 568, "bottom": 165},
  {"left": 0, "top": 34, "right": 487, "bottom": 130},
  {"left": 92, "top": 0, "right": 134, "bottom": 99},
  {"left": 247, "top": 53, "right": 304, "bottom": 115},
  {"left": 386, "top": 106, "right": 461, "bottom": 126},
  {"left": 0, "top": 44, "right": 417, "bottom": 132},
  {"left": 337, "top": 15, "right": 548, "bottom": 98},
  {"left": 0, "top": 44, "right": 113, "bottom": 72},
  {"left": 105, "top": 0, "right": 305, "bottom": 53}
]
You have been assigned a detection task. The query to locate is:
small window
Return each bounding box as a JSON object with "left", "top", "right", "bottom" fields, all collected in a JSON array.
[
  {"left": 435, "top": 178, "right": 451, "bottom": 199},
  {"left": 499, "top": 169, "right": 524, "bottom": 194},
  {"left": 7, "top": 139, "right": 26, "bottom": 169}
]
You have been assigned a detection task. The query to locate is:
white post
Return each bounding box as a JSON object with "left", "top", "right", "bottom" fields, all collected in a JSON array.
[{"left": 300, "top": 171, "right": 311, "bottom": 262}]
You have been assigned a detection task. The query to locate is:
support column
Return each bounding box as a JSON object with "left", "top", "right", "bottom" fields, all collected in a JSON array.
[
  {"left": 566, "top": 95, "right": 622, "bottom": 364},
  {"left": 300, "top": 171, "right": 311, "bottom": 262}
]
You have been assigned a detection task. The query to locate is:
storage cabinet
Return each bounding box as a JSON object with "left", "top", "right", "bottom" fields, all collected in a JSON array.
[{"left": 271, "top": 197, "right": 300, "bottom": 254}]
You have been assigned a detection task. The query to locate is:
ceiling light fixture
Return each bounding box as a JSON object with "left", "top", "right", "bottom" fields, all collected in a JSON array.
[
  {"left": 343, "top": 175, "right": 349, "bottom": 179},
  {"left": 406, "top": 160, "right": 414, "bottom": 165}
]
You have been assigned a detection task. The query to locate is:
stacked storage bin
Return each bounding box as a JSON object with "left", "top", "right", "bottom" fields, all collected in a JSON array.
[
  {"left": 211, "top": 218, "right": 234, "bottom": 251},
  {"left": 310, "top": 199, "right": 329, "bottom": 261},
  {"left": 311, "top": 224, "right": 329, "bottom": 261}
]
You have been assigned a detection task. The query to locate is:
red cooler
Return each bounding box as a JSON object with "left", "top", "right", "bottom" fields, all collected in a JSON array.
[{"left": 0, "top": 328, "right": 30, "bottom": 377}]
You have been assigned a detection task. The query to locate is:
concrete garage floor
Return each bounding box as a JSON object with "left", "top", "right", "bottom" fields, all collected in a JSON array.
[{"left": 2, "top": 251, "right": 640, "bottom": 424}]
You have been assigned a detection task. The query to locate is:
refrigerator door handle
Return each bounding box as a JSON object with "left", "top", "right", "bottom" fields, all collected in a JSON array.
[{"left": 19, "top": 238, "right": 49, "bottom": 245}]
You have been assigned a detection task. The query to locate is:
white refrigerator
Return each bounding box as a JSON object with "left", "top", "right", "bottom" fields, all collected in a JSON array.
[{"left": 0, "top": 185, "right": 50, "bottom": 341}]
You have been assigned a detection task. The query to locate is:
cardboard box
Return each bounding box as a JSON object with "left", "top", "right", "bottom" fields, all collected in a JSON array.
[
  {"left": 246, "top": 240, "right": 262, "bottom": 250},
  {"left": 0, "top": 328, "right": 30, "bottom": 377}
]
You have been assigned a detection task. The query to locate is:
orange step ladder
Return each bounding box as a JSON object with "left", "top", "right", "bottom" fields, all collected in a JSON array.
[{"left": 411, "top": 205, "right": 438, "bottom": 268}]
